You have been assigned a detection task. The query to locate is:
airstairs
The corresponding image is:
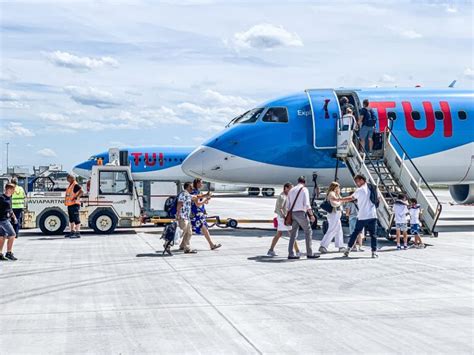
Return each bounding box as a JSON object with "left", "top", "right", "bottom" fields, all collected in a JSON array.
[{"left": 337, "top": 127, "right": 442, "bottom": 237}]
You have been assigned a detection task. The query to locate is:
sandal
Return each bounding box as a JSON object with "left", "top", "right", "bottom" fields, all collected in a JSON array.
[
  {"left": 211, "top": 243, "right": 222, "bottom": 250},
  {"left": 184, "top": 249, "right": 198, "bottom": 254}
]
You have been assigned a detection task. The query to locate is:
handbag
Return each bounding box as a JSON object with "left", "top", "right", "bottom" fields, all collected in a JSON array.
[
  {"left": 273, "top": 217, "right": 278, "bottom": 228},
  {"left": 320, "top": 199, "right": 333, "bottom": 213},
  {"left": 284, "top": 188, "right": 303, "bottom": 226}
]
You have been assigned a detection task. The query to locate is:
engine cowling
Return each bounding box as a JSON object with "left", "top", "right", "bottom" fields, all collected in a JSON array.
[{"left": 449, "top": 184, "right": 474, "bottom": 204}]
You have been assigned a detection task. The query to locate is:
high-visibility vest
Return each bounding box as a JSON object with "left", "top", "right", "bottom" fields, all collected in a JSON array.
[
  {"left": 65, "top": 182, "right": 81, "bottom": 206},
  {"left": 12, "top": 185, "right": 26, "bottom": 209}
]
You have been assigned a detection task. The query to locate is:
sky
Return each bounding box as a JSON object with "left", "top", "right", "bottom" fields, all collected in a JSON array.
[{"left": 1, "top": 0, "right": 473, "bottom": 172}]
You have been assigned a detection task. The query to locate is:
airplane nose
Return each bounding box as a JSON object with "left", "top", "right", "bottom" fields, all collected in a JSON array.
[
  {"left": 73, "top": 161, "right": 92, "bottom": 178},
  {"left": 182, "top": 146, "right": 206, "bottom": 178}
]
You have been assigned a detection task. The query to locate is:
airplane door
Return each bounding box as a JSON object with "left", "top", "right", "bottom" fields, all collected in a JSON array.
[{"left": 305, "top": 89, "right": 341, "bottom": 149}]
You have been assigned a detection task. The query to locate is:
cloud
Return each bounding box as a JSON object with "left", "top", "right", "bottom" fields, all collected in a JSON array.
[
  {"left": 37, "top": 148, "right": 57, "bottom": 157},
  {"left": 203, "top": 89, "right": 256, "bottom": 107},
  {"left": 46, "top": 51, "right": 119, "bottom": 71},
  {"left": 464, "top": 67, "right": 474, "bottom": 80},
  {"left": 445, "top": 4, "right": 458, "bottom": 13},
  {"left": 231, "top": 24, "right": 303, "bottom": 50},
  {"left": 64, "top": 86, "right": 120, "bottom": 109},
  {"left": 0, "top": 90, "right": 30, "bottom": 108},
  {"left": 399, "top": 29, "right": 423, "bottom": 39},
  {"left": 0, "top": 122, "right": 35, "bottom": 139},
  {"left": 379, "top": 74, "right": 396, "bottom": 84}
]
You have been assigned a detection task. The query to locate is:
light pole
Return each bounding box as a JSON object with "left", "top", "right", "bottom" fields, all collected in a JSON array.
[{"left": 5, "top": 142, "right": 9, "bottom": 175}]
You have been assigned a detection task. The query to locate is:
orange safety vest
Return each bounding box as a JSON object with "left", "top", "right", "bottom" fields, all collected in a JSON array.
[{"left": 65, "top": 181, "right": 81, "bottom": 206}]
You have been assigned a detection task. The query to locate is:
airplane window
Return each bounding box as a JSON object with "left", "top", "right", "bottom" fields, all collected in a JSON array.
[
  {"left": 435, "top": 111, "right": 444, "bottom": 120},
  {"left": 262, "top": 107, "right": 289, "bottom": 123},
  {"left": 458, "top": 111, "right": 467, "bottom": 120},
  {"left": 387, "top": 112, "right": 397, "bottom": 120},
  {"left": 411, "top": 111, "right": 421, "bottom": 120},
  {"left": 233, "top": 108, "right": 264, "bottom": 124}
]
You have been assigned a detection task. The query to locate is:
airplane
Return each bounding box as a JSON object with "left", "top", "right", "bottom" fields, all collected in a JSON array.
[
  {"left": 73, "top": 146, "right": 275, "bottom": 196},
  {"left": 181, "top": 88, "right": 474, "bottom": 204}
]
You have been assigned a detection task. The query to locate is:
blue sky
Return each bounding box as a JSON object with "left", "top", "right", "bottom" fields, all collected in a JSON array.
[{"left": 1, "top": 0, "right": 473, "bottom": 171}]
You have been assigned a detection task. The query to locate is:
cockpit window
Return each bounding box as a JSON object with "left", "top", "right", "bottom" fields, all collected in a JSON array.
[
  {"left": 88, "top": 156, "right": 96, "bottom": 161},
  {"left": 262, "top": 107, "right": 288, "bottom": 123},
  {"left": 233, "top": 108, "right": 264, "bottom": 124}
]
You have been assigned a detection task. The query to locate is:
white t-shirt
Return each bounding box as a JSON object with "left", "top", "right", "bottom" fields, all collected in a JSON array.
[
  {"left": 409, "top": 205, "right": 421, "bottom": 224},
  {"left": 393, "top": 202, "right": 408, "bottom": 224},
  {"left": 352, "top": 183, "right": 377, "bottom": 220}
]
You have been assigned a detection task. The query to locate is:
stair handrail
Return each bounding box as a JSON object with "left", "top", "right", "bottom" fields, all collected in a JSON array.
[{"left": 385, "top": 126, "right": 443, "bottom": 231}]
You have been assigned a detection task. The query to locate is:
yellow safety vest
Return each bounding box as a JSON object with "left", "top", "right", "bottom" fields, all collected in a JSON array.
[{"left": 12, "top": 185, "right": 26, "bottom": 209}]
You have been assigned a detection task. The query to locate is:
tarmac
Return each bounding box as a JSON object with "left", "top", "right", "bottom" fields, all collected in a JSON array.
[{"left": 0, "top": 189, "right": 473, "bottom": 354}]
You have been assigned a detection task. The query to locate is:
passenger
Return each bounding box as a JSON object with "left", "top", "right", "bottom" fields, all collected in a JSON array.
[
  {"left": 287, "top": 176, "right": 320, "bottom": 260},
  {"left": 338, "top": 174, "right": 379, "bottom": 258},
  {"left": 319, "top": 182, "right": 345, "bottom": 253},
  {"left": 267, "top": 182, "right": 300, "bottom": 257},
  {"left": 409, "top": 198, "right": 425, "bottom": 249},
  {"left": 64, "top": 174, "right": 83, "bottom": 238},
  {"left": 341, "top": 107, "right": 356, "bottom": 131},
  {"left": 358, "top": 99, "right": 377, "bottom": 154},
  {"left": 394, "top": 194, "right": 409, "bottom": 250},
  {"left": 10, "top": 177, "right": 25, "bottom": 239},
  {"left": 340, "top": 96, "right": 355, "bottom": 116},
  {"left": 191, "top": 178, "right": 221, "bottom": 250},
  {"left": 0, "top": 183, "right": 18, "bottom": 261},
  {"left": 177, "top": 182, "right": 198, "bottom": 254},
  {"left": 345, "top": 200, "right": 364, "bottom": 252}
]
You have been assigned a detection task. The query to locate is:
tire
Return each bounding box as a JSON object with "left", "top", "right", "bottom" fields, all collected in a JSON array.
[
  {"left": 226, "top": 219, "right": 238, "bottom": 228},
  {"left": 91, "top": 210, "right": 118, "bottom": 234},
  {"left": 39, "top": 210, "right": 67, "bottom": 235},
  {"left": 248, "top": 187, "right": 260, "bottom": 196},
  {"left": 262, "top": 188, "right": 275, "bottom": 197}
]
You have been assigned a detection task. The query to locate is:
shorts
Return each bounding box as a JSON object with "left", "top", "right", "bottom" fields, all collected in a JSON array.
[
  {"left": 0, "top": 220, "right": 16, "bottom": 238},
  {"left": 67, "top": 205, "right": 81, "bottom": 225},
  {"left": 396, "top": 223, "right": 408, "bottom": 232},
  {"left": 411, "top": 223, "right": 420, "bottom": 235},
  {"left": 277, "top": 216, "right": 292, "bottom": 232},
  {"left": 359, "top": 125, "right": 375, "bottom": 141}
]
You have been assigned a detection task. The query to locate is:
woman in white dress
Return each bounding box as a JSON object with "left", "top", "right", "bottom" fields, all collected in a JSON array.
[
  {"left": 319, "top": 182, "right": 345, "bottom": 253},
  {"left": 267, "top": 183, "right": 300, "bottom": 257}
]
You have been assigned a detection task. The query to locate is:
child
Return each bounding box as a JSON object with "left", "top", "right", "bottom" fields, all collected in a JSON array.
[
  {"left": 393, "top": 194, "right": 409, "bottom": 250},
  {"left": 409, "top": 198, "right": 425, "bottom": 249}
]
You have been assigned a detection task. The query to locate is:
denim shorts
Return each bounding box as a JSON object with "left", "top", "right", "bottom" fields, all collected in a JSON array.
[
  {"left": 411, "top": 223, "right": 420, "bottom": 235},
  {"left": 0, "top": 220, "right": 16, "bottom": 238},
  {"left": 359, "top": 125, "right": 375, "bottom": 141},
  {"left": 396, "top": 223, "right": 408, "bottom": 232}
]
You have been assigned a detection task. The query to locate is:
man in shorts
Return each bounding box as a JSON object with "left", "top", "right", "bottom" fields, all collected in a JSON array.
[
  {"left": 358, "top": 99, "right": 377, "bottom": 154},
  {"left": 64, "top": 174, "right": 83, "bottom": 238},
  {"left": 0, "top": 183, "right": 18, "bottom": 261}
]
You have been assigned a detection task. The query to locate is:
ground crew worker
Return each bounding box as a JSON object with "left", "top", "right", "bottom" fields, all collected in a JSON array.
[
  {"left": 65, "top": 174, "right": 83, "bottom": 238},
  {"left": 10, "top": 177, "right": 25, "bottom": 239}
]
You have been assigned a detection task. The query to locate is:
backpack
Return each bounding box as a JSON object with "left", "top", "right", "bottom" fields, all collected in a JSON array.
[
  {"left": 164, "top": 194, "right": 180, "bottom": 218},
  {"left": 363, "top": 108, "right": 377, "bottom": 127},
  {"left": 367, "top": 183, "right": 380, "bottom": 208}
]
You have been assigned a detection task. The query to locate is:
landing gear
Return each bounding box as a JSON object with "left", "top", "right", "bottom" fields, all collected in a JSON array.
[
  {"left": 248, "top": 187, "right": 260, "bottom": 196},
  {"left": 262, "top": 188, "right": 275, "bottom": 197}
]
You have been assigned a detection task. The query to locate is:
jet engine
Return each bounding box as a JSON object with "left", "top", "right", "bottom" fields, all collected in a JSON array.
[{"left": 449, "top": 184, "right": 474, "bottom": 204}]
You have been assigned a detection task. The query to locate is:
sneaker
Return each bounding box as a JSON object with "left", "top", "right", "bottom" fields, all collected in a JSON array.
[
  {"left": 358, "top": 247, "right": 365, "bottom": 252},
  {"left": 5, "top": 252, "right": 17, "bottom": 261},
  {"left": 64, "top": 232, "right": 73, "bottom": 238},
  {"left": 403, "top": 245, "right": 408, "bottom": 250},
  {"left": 338, "top": 247, "right": 346, "bottom": 252},
  {"left": 319, "top": 246, "right": 328, "bottom": 254},
  {"left": 343, "top": 248, "right": 350, "bottom": 257},
  {"left": 307, "top": 254, "right": 320, "bottom": 259},
  {"left": 372, "top": 251, "right": 379, "bottom": 258},
  {"left": 70, "top": 232, "right": 81, "bottom": 239},
  {"left": 267, "top": 250, "right": 277, "bottom": 257},
  {"left": 397, "top": 245, "right": 401, "bottom": 250},
  {"left": 0, "top": 253, "right": 8, "bottom": 261},
  {"left": 417, "top": 244, "right": 426, "bottom": 249},
  {"left": 288, "top": 255, "right": 300, "bottom": 260}
]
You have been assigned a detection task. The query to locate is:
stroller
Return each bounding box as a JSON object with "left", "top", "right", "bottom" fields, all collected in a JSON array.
[{"left": 160, "top": 222, "right": 181, "bottom": 256}]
